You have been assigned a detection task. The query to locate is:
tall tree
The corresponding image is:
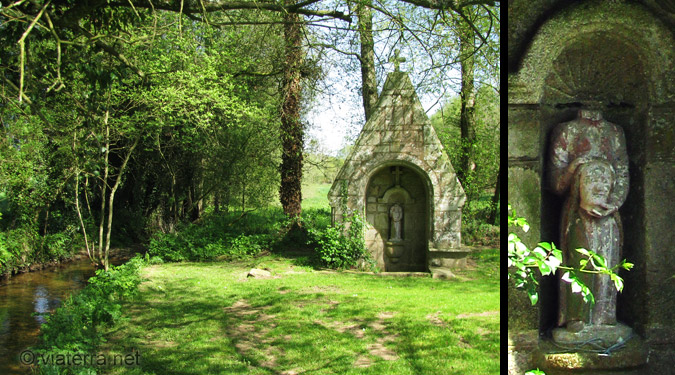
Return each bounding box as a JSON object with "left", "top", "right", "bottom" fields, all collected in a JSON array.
[
  {"left": 488, "top": 165, "right": 500, "bottom": 224},
  {"left": 356, "top": 0, "right": 378, "bottom": 120},
  {"left": 456, "top": 13, "right": 476, "bottom": 186},
  {"left": 279, "top": 1, "right": 305, "bottom": 218}
]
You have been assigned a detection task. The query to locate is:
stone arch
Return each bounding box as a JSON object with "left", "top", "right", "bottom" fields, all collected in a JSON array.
[
  {"left": 509, "top": 0, "right": 675, "bottom": 336},
  {"left": 512, "top": 1, "right": 675, "bottom": 105},
  {"left": 363, "top": 162, "right": 431, "bottom": 271},
  {"left": 508, "top": 1, "right": 675, "bottom": 372},
  {"left": 537, "top": 30, "right": 654, "bottom": 334},
  {"left": 350, "top": 154, "right": 436, "bottom": 203},
  {"left": 339, "top": 152, "right": 464, "bottom": 250}
]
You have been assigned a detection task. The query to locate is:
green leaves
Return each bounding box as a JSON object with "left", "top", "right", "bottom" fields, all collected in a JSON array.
[
  {"left": 309, "top": 212, "right": 371, "bottom": 270},
  {"left": 561, "top": 270, "right": 595, "bottom": 305},
  {"left": 508, "top": 204, "right": 632, "bottom": 307}
]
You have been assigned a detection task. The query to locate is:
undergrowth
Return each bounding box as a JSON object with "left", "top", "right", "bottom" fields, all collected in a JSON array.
[
  {"left": 33, "top": 256, "right": 149, "bottom": 374},
  {"left": 146, "top": 207, "right": 370, "bottom": 270}
]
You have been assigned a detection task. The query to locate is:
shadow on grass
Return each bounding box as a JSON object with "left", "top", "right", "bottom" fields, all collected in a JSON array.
[
  {"left": 105, "top": 257, "right": 499, "bottom": 375},
  {"left": 115, "top": 293, "right": 376, "bottom": 373}
]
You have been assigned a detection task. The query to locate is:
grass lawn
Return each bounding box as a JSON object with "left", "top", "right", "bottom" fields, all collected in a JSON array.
[
  {"left": 100, "top": 250, "right": 499, "bottom": 374},
  {"left": 301, "top": 182, "right": 332, "bottom": 210}
]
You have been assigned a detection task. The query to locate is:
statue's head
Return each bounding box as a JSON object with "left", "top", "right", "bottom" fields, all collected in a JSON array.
[
  {"left": 390, "top": 204, "right": 403, "bottom": 221},
  {"left": 578, "top": 160, "right": 614, "bottom": 211},
  {"left": 579, "top": 100, "right": 605, "bottom": 121},
  {"left": 581, "top": 99, "right": 605, "bottom": 110}
]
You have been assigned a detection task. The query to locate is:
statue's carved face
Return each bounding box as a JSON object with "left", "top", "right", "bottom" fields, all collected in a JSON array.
[
  {"left": 579, "top": 163, "right": 613, "bottom": 208},
  {"left": 390, "top": 204, "right": 403, "bottom": 221}
]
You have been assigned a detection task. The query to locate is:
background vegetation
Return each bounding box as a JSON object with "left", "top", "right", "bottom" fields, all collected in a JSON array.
[{"left": 0, "top": 1, "right": 499, "bottom": 273}]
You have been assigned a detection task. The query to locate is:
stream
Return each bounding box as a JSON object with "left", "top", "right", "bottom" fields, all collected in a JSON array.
[{"left": 0, "top": 257, "right": 123, "bottom": 374}]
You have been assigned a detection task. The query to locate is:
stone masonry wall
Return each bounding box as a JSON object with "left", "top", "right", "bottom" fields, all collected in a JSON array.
[{"left": 329, "top": 71, "right": 466, "bottom": 270}]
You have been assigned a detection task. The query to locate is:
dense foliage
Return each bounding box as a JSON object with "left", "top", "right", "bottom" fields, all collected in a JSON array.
[
  {"left": 1, "top": 1, "right": 499, "bottom": 271},
  {"left": 431, "top": 85, "right": 500, "bottom": 245},
  {"left": 35, "top": 256, "right": 147, "bottom": 374},
  {"left": 1, "top": 11, "right": 285, "bottom": 271},
  {"left": 147, "top": 209, "right": 287, "bottom": 262},
  {"left": 146, "top": 206, "right": 370, "bottom": 270}
]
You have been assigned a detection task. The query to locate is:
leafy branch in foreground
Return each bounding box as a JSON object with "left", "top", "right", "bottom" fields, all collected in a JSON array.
[
  {"left": 509, "top": 204, "right": 634, "bottom": 375},
  {"left": 507, "top": 204, "right": 633, "bottom": 306}
]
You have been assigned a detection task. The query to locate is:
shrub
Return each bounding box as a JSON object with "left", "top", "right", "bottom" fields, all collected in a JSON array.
[
  {"left": 308, "top": 213, "right": 370, "bottom": 269},
  {"left": 0, "top": 226, "right": 37, "bottom": 273},
  {"left": 228, "top": 234, "right": 270, "bottom": 258},
  {"left": 147, "top": 231, "right": 188, "bottom": 262},
  {"left": 462, "top": 221, "right": 499, "bottom": 247},
  {"left": 34, "top": 257, "right": 146, "bottom": 374},
  {"left": 0, "top": 212, "right": 82, "bottom": 275},
  {"left": 0, "top": 231, "right": 8, "bottom": 268},
  {"left": 147, "top": 210, "right": 280, "bottom": 262}
]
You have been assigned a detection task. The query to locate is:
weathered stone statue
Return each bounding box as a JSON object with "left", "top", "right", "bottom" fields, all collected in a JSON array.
[
  {"left": 389, "top": 204, "right": 403, "bottom": 241},
  {"left": 549, "top": 109, "right": 631, "bottom": 343}
]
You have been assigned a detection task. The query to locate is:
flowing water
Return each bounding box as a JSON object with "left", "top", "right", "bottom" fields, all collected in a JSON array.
[{"left": 0, "top": 257, "right": 119, "bottom": 374}]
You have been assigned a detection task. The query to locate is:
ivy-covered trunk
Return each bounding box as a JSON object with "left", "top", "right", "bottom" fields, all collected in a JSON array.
[
  {"left": 457, "top": 17, "right": 476, "bottom": 188},
  {"left": 357, "top": 0, "right": 378, "bottom": 121},
  {"left": 279, "top": 3, "right": 304, "bottom": 218}
]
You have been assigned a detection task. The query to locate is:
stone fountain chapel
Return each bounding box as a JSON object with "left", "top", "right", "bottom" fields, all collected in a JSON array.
[{"left": 328, "top": 69, "right": 467, "bottom": 274}]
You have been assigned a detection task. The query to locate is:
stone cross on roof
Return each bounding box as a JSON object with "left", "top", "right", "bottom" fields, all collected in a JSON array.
[
  {"left": 328, "top": 69, "right": 467, "bottom": 272},
  {"left": 392, "top": 166, "right": 403, "bottom": 186},
  {"left": 388, "top": 49, "right": 406, "bottom": 72}
]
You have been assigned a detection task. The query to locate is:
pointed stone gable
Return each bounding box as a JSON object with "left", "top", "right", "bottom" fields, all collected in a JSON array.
[{"left": 329, "top": 71, "right": 467, "bottom": 271}]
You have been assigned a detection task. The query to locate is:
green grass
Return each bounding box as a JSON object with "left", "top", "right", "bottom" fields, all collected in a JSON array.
[
  {"left": 302, "top": 182, "right": 332, "bottom": 210},
  {"left": 100, "top": 249, "right": 499, "bottom": 374}
]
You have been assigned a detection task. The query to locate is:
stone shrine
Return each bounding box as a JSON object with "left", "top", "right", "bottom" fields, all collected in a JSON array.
[
  {"left": 508, "top": 1, "right": 675, "bottom": 374},
  {"left": 328, "top": 70, "right": 466, "bottom": 274}
]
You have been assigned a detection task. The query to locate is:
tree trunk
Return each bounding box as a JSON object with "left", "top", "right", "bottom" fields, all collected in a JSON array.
[
  {"left": 103, "top": 136, "right": 138, "bottom": 271},
  {"left": 279, "top": 2, "right": 304, "bottom": 218},
  {"left": 488, "top": 166, "right": 500, "bottom": 225},
  {"left": 357, "top": 0, "right": 378, "bottom": 121},
  {"left": 241, "top": 178, "right": 246, "bottom": 213},
  {"left": 457, "top": 17, "right": 476, "bottom": 189},
  {"left": 74, "top": 170, "right": 94, "bottom": 264},
  {"left": 98, "top": 113, "right": 110, "bottom": 266}
]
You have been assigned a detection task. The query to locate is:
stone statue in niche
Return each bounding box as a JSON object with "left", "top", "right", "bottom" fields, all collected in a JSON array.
[
  {"left": 389, "top": 204, "right": 403, "bottom": 241},
  {"left": 549, "top": 108, "right": 631, "bottom": 343}
]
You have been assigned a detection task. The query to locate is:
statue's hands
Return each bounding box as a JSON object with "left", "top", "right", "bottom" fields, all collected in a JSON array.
[
  {"left": 565, "top": 156, "right": 595, "bottom": 180},
  {"left": 584, "top": 202, "right": 618, "bottom": 218},
  {"left": 570, "top": 155, "right": 595, "bottom": 169}
]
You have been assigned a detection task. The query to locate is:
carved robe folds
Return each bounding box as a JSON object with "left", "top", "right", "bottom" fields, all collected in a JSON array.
[{"left": 549, "top": 109, "right": 629, "bottom": 334}]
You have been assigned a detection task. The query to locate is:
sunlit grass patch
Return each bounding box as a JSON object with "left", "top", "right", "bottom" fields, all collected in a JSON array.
[
  {"left": 101, "top": 251, "right": 499, "bottom": 374},
  {"left": 301, "top": 182, "right": 331, "bottom": 210}
]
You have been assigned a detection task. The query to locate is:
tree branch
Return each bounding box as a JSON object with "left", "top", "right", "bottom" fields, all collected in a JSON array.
[
  {"left": 396, "top": 0, "right": 496, "bottom": 10},
  {"left": 108, "top": 0, "right": 352, "bottom": 22},
  {"left": 79, "top": 27, "right": 146, "bottom": 79},
  {"left": 1, "top": 76, "right": 51, "bottom": 126}
]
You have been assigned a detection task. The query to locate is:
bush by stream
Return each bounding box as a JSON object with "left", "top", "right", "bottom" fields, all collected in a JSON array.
[
  {"left": 34, "top": 256, "right": 147, "bottom": 374},
  {"left": 0, "top": 221, "right": 83, "bottom": 276}
]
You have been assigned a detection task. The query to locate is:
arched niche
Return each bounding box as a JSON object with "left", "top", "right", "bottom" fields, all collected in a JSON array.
[
  {"left": 509, "top": 1, "right": 675, "bottom": 337},
  {"left": 508, "top": 2, "right": 675, "bottom": 373},
  {"left": 538, "top": 31, "right": 650, "bottom": 335},
  {"left": 364, "top": 164, "right": 428, "bottom": 272}
]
